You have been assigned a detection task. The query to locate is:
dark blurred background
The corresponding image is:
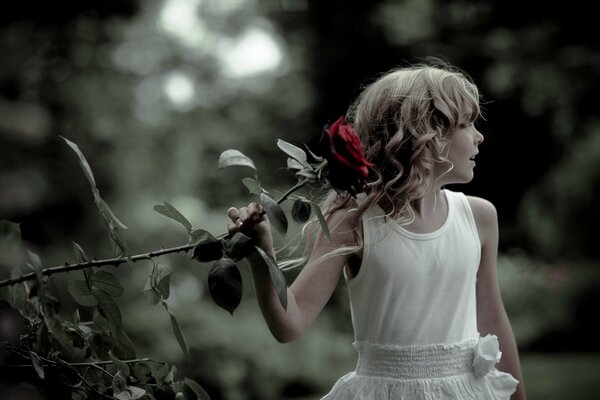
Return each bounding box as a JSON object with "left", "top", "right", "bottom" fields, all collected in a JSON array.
[{"left": 1, "top": 0, "right": 599, "bottom": 399}]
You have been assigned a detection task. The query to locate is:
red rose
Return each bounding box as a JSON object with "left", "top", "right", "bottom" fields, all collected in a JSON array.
[{"left": 319, "top": 115, "right": 373, "bottom": 195}]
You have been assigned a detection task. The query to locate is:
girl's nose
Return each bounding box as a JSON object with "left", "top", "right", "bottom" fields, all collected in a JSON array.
[{"left": 475, "top": 129, "right": 484, "bottom": 145}]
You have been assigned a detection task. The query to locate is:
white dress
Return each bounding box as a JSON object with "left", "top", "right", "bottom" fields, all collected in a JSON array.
[{"left": 322, "top": 190, "right": 519, "bottom": 399}]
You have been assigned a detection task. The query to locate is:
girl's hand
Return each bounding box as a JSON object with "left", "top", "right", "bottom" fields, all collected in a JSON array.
[{"left": 227, "top": 202, "right": 274, "bottom": 257}]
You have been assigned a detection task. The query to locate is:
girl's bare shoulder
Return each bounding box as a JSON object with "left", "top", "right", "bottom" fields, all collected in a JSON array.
[
  {"left": 319, "top": 196, "right": 363, "bottom": 246},
  {"left": 466, "top": 195, "right": 498, "bottom": 232}
]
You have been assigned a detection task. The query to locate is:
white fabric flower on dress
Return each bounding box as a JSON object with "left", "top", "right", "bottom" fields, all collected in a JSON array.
[{"left": 472, "top": 334, "right": 502, "bottom": 378}]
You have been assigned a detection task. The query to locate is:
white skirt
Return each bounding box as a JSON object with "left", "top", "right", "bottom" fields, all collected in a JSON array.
[{"left": 321, "top": 337, "right": 519, "bottom": 400}]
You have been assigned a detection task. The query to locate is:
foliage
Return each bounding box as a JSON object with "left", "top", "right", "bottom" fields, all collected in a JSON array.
[{"left": 0, "top": 123, "right": 351, "bottom": 398}]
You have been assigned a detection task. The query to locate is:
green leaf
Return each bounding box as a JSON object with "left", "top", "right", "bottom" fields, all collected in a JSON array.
[
  {"left": 292, "top": 198, "right": 312, "bottom": 223},
  {"left": 207, "top": 258, "right": 242, "bottom": 315},
  {"left": 131, "top": 362, "right": 152, "bottom": 384},
  {"left": 98, "top": 198, "right": 129, "bottom": 230},
  {"left": 277, "top": 139, "right": 309, "bottom": 168},
  {"left": 260, "top": 193, "right": 288, "bottom": 235},
  {"left": 150, "top": 362, "right": 171, "bottom": 385},
  {"left": 169, "top": 311, "right": 189, "bottom": 356},
  {"left": 93, "top": 311, "right": 111, "bottom": 332},
  {"left": 184, "top": 377, "right": 211, "bottom": 400},
  {"left": 27, "top": 249, "right": 42, "bottom": 269},
  {"left": 155, "top": 263, "right": 172, "bottom": 300},
  {"left": 60, "top": 136, "right": 97, "bottom": 188},
  {"left": 113, "top": 370, "right": 146, "bottom": 400},
  {"left": 296, "top": 169, "right": 318, "bottom": 180},
  {"left": 218, "top": 149, "right": 256, "bottom": 170},
  {"left": 191, "top": 230, "right": 224, "bottom": 262},
  {"left": 242, "top": 177, "right": 262, "bottom": 195},
  {"left": 104, "top": 217, "right": 129, "bottom": 258},
  {"left": 42, "top": 310, "right": 87, "bottom": 362},
  {"left": 30, "top": 351, "right": 45, "bottom": 379},
  {"left": 72, "top": 242, "right": 88, "bottom": 263},
  {"left": 153, "top": 201, "right": 192, "bottom": 233},
  {"left": 0, "top": 220, "right": 21, "bottom": 250},
  {"left": 143, "top": 276, "right": 160, "bottom": 306},
  {"left": 68, "top": 280, "right": 97, "bottom": 307},
  {"left": 286, "top": 158, "right": 304, "bottom": 171},
  {"left": 310, "top": 202, "right": 331, "bottom": 240},
  {"left": 224, "top": 232, "right": 254, "bottom": 261},
  {"left": 91, "top": 270, "right": 124, "bottom": 297},
  {"left": 95, "top": 292, "right": 122, "bottom": 328},
  {"left": 109, "top": 350, "right": 131, "bottom": 377},
  {"left": 114, "top": 328, "right": 137, "bottom": 360},
  {"left": 253, "top": 246, "right": 287, "bottom": 310}
]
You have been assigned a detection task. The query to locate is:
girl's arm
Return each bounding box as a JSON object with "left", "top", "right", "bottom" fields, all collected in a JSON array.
[
  {"left": 468, "top": 196, "right": 527, "bottom": 400},
  {"left": 227, "top": 202, "right": 358, "bottom": 343}
]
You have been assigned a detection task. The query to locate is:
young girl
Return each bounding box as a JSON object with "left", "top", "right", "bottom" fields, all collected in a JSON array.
[{"left": 226, "top": 62, "right": 526, "bottom": 399}]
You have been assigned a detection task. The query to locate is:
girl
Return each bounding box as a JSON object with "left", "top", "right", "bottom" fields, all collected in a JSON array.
[{"left": 227, "top": 62, "right": 526, "bottom": 399}]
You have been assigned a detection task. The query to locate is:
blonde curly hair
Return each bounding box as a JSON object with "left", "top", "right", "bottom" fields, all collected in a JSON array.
[{"left": 346, "top": 62, "right": 481, "bottom": 224}]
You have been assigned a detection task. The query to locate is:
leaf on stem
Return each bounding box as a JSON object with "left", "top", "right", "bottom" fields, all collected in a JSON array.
[
  {"left": 72, "top": 242, "right": 88, "bottom": 263},
  {"left": 162, "top": 301, "right": 189, "bottom": 356},
  {"left": 169, "top": 312, "right": 189, "bottom": 357},
  {"left": 292, "top": 198, "right": 312, "bottom": 223},
  {"left": 184, "top": 377, "right": 211, "bottom": 400},
  {"left": 208, "top": 258, "right": 242, "bottom": 315},
  {"left": 242, "top": 177, "right": 262, "bottom": 195},
  {"left": 114, "top": 328, "right": 137, "bottom": 360},
  {"left": 98, "top": 198, "right": 129, "bottom": 231},
  {"left": 68, "top": 280, "right": 98, "bottom": 307},
  {"left": 91, "top": 270, "right": 125, "bottom": 297},
  {"left": 153, "top": 201, "right": 192, "bottom": 233},
  {"left": 0, "top": 219, "right": 21, "bottom": 252},
  {"left": 143, "top": 276, "right": 160, "bottom": 306},
  {"left": 29, "top": 351, "right": 45, "bottom": 379},
  {"left": 113, "top": 370, "right": 146, "bottom": 400},
  {"left": 109, "top": 350, "right": 131, "bottom": 377},
  {"left": 155, "top": 263, "right": 172, "bottom": 300},
  {"left": 60, "top": 136, "right": 96, "bottom": 188},
  {"left": 260, "top": 193, "right": 288, "bottom": 235},
  {"left": 191, "top": 230, "right": 224, "bottom": 262},
  {"left": 253, "top": 246, "right": 287, "bottom": 310},
  {"left": 277, "top": 139, "right": 310, "bottom": 169},
  {"left": 95, "top": 292, "right": 122, "bottom": 328},
  {"left": 218, "top": 149, "right": 256, "bottom": 170},
  {"left": 225, "top": 232, "right": 254, "bottom": 261},
  {"left": 61, "top": 136, "right": 129, "bottom": 257}
]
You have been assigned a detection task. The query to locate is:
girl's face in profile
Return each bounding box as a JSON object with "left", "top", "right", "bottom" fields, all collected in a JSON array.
[{"left": 439, "top": 109, "right": 484, "bottom": 185}]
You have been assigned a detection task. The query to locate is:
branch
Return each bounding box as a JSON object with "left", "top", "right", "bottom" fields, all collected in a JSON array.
[
  {"left": 276, "top": 179, "right": 309, "bottom": 204},
  {"left": 0, "top": 178, "right": 310, "bottom": 289},
  {"left": 0, "top": 243, "right": 195, "bottom": 288}
]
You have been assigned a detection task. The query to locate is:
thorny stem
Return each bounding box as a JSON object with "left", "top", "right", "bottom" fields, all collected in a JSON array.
[
  {"left": 0, "top": 243, "right": 195, "bottom": 288},
  {"left": 0, "top": 179, "right": 311, "bottom": 288}
]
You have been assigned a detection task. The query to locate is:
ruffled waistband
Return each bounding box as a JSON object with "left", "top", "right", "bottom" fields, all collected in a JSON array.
[
  {"left": 354, "top": 339, "right": 478, "bottom": 379},
  {"left": 322, "top": 336, "right": 520, "bottom": 399}
]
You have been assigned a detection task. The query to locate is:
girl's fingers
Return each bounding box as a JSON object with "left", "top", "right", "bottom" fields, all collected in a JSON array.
[
  {"left": 248, "top": 202, "right": 265, "bottom": 222},
  {"left": 227, "top": 207, "right": 243, "bottom": 231},
  {"left": 227, "top": 207, "right": 240, "bottom": 221},
  {"left": 227, "top": 203, "right": 265, "bottom": 232}
]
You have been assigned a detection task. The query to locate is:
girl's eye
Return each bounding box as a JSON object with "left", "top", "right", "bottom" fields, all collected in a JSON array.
[{"left": 460, "top": 122, "right": 473, "bottom": 129}]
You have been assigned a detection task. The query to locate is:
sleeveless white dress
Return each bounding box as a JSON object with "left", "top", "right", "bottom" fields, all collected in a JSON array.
[{"left": 321, "top": 190, "right": 519, "bottom": 399}]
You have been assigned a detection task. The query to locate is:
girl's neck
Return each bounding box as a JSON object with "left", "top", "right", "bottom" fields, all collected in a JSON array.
[
  {"left": 404, "top": 189, "right": 448, "bottom": 234},
  {"left": 411, "top": 189, "right": 444, "bottom": 218}
]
